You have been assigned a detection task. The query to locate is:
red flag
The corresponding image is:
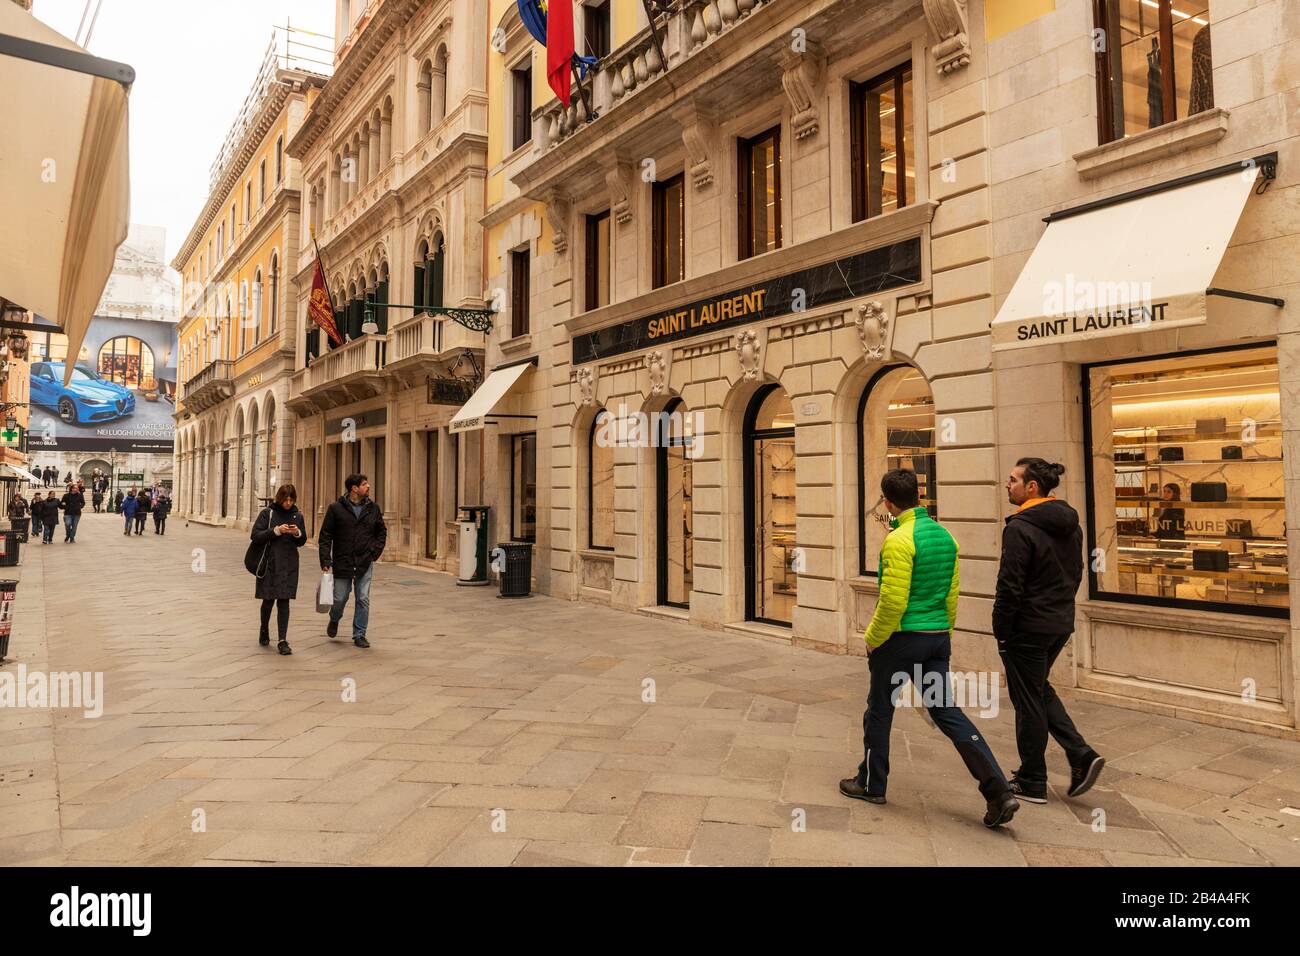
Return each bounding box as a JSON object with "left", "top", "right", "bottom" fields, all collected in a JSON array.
[
  {"left": 546, "top": 0, "right": 574, "bottom": 108},
  {"left": 308, "top": 257, "right": 343, "bottom": 348}
]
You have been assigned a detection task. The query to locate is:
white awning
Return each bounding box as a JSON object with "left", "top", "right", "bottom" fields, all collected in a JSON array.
[
  {"left": 0, "top": 2, "right": 131, "bottom": 383},
  {"left": 2, "top": 463, "right": 41, "bottom": 484},
  {"left": 992, "top": 165, "right": 1261, "bottom": 351},
  {"left": 449, "top": 362, "right": 534, "bottom": 434}
]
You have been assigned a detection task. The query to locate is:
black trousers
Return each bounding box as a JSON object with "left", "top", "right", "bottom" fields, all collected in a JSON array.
[
  {"left": 997, "top": 631, "right": 1093, "bottom": 786},
  {"left": 154, "top": 513, "right": 166, "bottom": 533},
  {"left": 260, "top": 598, "right": 290, "bottom": 641},
  {"left": 133, "top": 513, "right": 146, "bottom": 534}
]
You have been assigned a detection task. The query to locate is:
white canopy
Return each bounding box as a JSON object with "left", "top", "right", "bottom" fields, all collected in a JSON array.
[
  {"left": 992, "top": 166, "right": 1260, "bottom": 351},
  {"left": 2, "top": 463, "right": 41, "bottom": 484},
  {"left": 449, "top": 362, "right": 534, "bottom": 434},
  {"left": 0, "top": 2, "right": 131, "bottom": 382}
]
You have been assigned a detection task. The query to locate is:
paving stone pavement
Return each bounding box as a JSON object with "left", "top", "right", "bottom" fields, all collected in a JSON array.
[{"left": 3, "top": 513, "right": 1300, "bottom": 866}]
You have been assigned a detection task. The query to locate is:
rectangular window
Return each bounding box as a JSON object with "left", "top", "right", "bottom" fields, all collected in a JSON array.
[
  {"left": 1085, "top": 344, "right": 1287, "bottom": 617},
  {"left": 850, "top": 65, "right": 914, "bottom": 222},
  {"left": 510, "top": 249, "right": 530, "bottom": 338},
  {"left": 738, "top": 125, "right": 781, "bottom": 260},
  {"left": 585, "top": 209, "right": 611, "bottom": 311},
  {"left": 511, "top": 63, "right": 533, "bottom": 151},
  {"left": 583, "top": 1, "right": 611, "bottom": 59},
  {"left": 1094, "top": 0, "right": 1213, "bottom": 144},
  {"left": 259, "top": 161, "right": 266, "bottom": 205},
  {"left": 512, "top": 432, "right": 537, "bottom": 542},
  {"left": 652, "top": 173, "right": 685, "bottom": 289}
]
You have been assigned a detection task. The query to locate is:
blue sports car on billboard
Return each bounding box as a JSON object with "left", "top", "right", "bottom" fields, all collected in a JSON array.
[{"left": 30, "top": 361, "right": 136, "bottom": 426}]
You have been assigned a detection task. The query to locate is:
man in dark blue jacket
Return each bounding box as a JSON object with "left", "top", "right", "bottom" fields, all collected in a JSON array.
[{"left": 318, "top": 473, "right": 387, "bottom": 649}]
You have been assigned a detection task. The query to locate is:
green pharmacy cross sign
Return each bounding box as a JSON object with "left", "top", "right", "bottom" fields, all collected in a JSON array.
[{"left": 0, "top": 429, "right": 19, "bottom": 447}]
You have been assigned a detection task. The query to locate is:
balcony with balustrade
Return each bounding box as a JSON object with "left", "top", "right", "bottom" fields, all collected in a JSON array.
[
  {"left": 183, "top": 360, "right": 235, "bottom": 413},
  {"left": 290, "top": 332, "right": 391, "bottom": 410}
]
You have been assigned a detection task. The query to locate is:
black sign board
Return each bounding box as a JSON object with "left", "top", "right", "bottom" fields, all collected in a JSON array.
[
  {"left": 325, "top": 408, "right": 388, "bottom": 435},
  {"left": 428, "top": 378, "right": 476, "bottom": 406},
  {"left": 571, "top": 237, "right": 921, "bottom": 365}
]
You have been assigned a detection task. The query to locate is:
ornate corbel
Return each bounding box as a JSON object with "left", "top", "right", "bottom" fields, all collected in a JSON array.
[
  {"left": 605, "top": 161, "right": 634, "bottom": 225},
  {"left": 543, "top": 188, "right": 572, "bottom": 255},
  {"left": 924, "top": 0, "right": 972, "bottom": 75},
  {"left": 575, "top": 366, "right": 595, "bottom": 406},
  {"left": 647, "top": 350, "right": 668, "bottom": 395},
  {"left": 734, "top": 330, "right": 762, "bottom": 381},
  {"left": 673, "top": 103, "right": 719, "bottom": 189},
  {"left": 855, "top": 300, "right": 894, "bottom": 361},
  {"left": 775, "top": 41, "right": 826, "bottom": 141}
]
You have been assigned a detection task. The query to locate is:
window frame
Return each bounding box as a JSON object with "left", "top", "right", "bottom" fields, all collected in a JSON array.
[
  {"left": 510, "top": 61, "right": 533, "bottom": 152},
  {"left": 651, "top": 172, "right": 685, "bottom": 289},
  {"left": 737, "top": 124, "right": 783, "bottom": 261},
  {"left": 850, "top": 63, "right": 912, "bottom": 223},
  {"left": 1081, "top": 341, "right": 1288, "bottom": 620},
  {"left": 588, "top": 409, "right": 615, "bottom": 551},
  {"left": 510, "top": 248, "right": 530, "bottom": 338},
  {"left": 582, "top": 0, "right": 611, "bottom": 59},
  {"left": 511, "top": 431, "right": 538, "bottom": 543},
  {"left": 584, "top": 208, "right": 611, "bottom": 312}
]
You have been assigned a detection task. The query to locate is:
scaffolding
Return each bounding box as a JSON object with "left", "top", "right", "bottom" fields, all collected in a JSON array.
[{"left": 207, "top": 23, "right": 334, "bottom": 192}]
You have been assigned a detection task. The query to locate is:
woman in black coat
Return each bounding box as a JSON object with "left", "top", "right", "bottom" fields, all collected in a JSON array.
[{"left": 250, "top": 483, "right": 307, "bottom": 655}]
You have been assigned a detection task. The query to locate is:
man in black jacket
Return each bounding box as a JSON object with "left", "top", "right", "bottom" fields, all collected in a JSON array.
[
  {"left": 994, "top": 457, "right": 1103, "bottom": 804},
  {"left": 60, "top": 486, "right": 85, "bottom": 543},
  {"left": 318, "top": 473, "right": 386, "bottom": 649}
]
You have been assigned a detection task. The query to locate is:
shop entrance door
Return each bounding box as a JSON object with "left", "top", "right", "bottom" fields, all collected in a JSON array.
[
  {"left": 424, "top": 432, "right": 438, "bottom": 559},
  {"left": 220, "top": 450, "right": 229, "bottom": 519},
  {"left": 656, "top": 399, "right": 693, "bottom": 608},
  {"left": 744, "top": 385, "right": 796, "bottom": 626}
]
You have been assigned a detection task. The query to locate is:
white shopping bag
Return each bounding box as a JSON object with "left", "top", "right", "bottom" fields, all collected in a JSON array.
[{"left": 316, "top": 572, "right": 334, "bottom": 613}]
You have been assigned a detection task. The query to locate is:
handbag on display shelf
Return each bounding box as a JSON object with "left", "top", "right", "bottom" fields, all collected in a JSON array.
[
  {"left": 1114, "top": 449, "right": 1146, "bottom": 463},
  {"left": 1221, "top": 445, "right": 1243, "bottom": 460},
  {"left": 1158, "top": 447, "right": 1184, "bottom": 462},
  {"left": 1225, "top": 518, "right": 1254, "bottom": 539},
  {"left": 1196, "top": 418, "right": 1228, "bottom": 435},
  {"left": 1191, "top": 482, "right": 1228, "bottom": 502},
  {"left": 1193, "top": 549, "right": 1230, "bottom": 572}
]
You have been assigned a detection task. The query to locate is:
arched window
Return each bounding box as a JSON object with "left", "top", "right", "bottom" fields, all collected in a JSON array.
[
  {"left": 656, "top": 397, "right": 693, "bottom": 608},
  {"left": 275, "top": 135, "right": 284, "bottom": 184},
  {"left": 744, "top": 384, "right": 796, "bottom": 625},
  {"left": 589, "top": 409, "right": 614, "bottom": 550},
  {"left": 269, "top": 253, "right": 279, "bottom": 336},
  {"left": 417, "top": 60, "right": 433, "bottom": 137},
  {"left": 433, "top": 46, "right": 448, "bottom": 126},
  {"left": 252, "top": 269, "right": 263, "bottom": 346},
  {"left": 239, "top": 280, "right": 250, "bottom": 353},
  {"left": 857, "top": 365, "right": 937, "bottom": 575},
  {"left": 97, "top": 336, "right": 155, "bottom": 390}
]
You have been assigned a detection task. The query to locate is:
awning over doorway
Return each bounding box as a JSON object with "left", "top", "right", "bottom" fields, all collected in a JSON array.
[
  {"left": 449, "top": 360, "right": 534, "bottom": 434},
  {"left": 2, "top": 463, "right": 41, "bottom": 484},
  {"left": 992, "top": 162, "right": 1266, "bottom": 351},
  {"left": 0, "top": 2, "right": 132, "bottom": 383}
]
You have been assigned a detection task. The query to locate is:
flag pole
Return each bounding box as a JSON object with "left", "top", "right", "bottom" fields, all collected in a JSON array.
[{"left": 309, "top": 224, "right": 337, "bottom": 317}]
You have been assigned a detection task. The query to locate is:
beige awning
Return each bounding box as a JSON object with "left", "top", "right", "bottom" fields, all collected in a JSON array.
[
  {"left": 992, "top": 165, "right": 1261, "bottom": 351},
  {"left": 2, "top": 463, "right": 41, "bottom": 484},
  {"left": 0, "top": 2, "right": 131, "bottom": 383},
  {"left": 449, "top": 362, "right": 534, "bottom": 434}
]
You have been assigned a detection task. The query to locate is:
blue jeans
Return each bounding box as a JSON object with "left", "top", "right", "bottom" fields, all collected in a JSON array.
[
  {"left": 42, "top": 522, "right": 54, "bottom": 543},
  {"left": 63, "top": 513, "right": 80, "bottom": 541},
  {"left": 857, "top": 630, "right": 1009, "bottom": 800},
  {"left": 330, "top": 563, "right": 373, "bottom": 639}
]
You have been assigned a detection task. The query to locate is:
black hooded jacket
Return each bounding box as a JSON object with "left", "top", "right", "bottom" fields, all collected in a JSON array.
[
  {"left": 318, "top": 494, "right": 387, "bottom": 578},
  {"left": 992, "top": 498, "right": 1083, "bottom": 641}
]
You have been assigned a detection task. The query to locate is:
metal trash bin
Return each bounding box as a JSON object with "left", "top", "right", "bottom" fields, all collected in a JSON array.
[
  {"left": 496, "top": 542, "right": 533, "bottom": 598},
  {"left": 0, "top": 580, "right": 16, "bottom": 661},
  {"left": 0, "top": 530, "right": 19, "bottom": 568},
  {"left": 9, "top": 517, "right": 29, "bottom": 543}
]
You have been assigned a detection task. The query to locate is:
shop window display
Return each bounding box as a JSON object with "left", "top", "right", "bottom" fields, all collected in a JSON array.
[
  {"left": 589, "top": 410, "right": 614, "bottom": 550},
  {"left": 1086, "top": 345, "right": 1287, "bottom": 615},
  {"left": 858, "top": 366, "right": 937, "bottom": 575},
  {"left": 511, "top": 432, "right": 537, "bottom": 543},
  {"left": 746, "top": 386, "right": 797, "bottom": 626}
]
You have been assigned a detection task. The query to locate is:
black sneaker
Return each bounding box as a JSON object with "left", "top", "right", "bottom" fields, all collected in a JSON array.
[
  {"left": 838, "top": 777, "right": 886, "bottom": 804},
  {"left": 1008, "top": 774, "right": 1048, "bottom": 804},
  {"left": 277, "top": 640, "right": 292, "bottom": 656},
  {"left": 983, "top": 791, "right": 1020, "bottom": 828},
  {"left": 326, "top": 619, "right": 338, "bottom": 638},
  {"left": 1067, "top": 754, "right": 1105, "bottom": 798},
  {"left": 258, "top": 628, "right": 270, "bottom": 647},
  {"left": 353, "top": 636, "right": 370, "bottom": 649}
]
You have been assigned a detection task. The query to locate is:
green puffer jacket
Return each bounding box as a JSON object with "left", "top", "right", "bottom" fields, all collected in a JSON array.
[{"left": 864, "top": 507, "right": 959, "bottom": 649}]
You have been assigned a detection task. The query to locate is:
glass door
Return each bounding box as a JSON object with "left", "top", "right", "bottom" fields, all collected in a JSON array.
[
  {"left": 745, "top": 386, "right": 796, "bottom": 626},
  {"left": 425, "top": 432, "right": 438, "bottom": 559},
  {"left": 657, "top": 400, "right": 693, "bottom": 608}
]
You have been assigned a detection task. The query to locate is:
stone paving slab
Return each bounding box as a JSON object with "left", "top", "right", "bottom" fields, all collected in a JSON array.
[{"left": 2, "top": 515, "right": 1300, "bottom": 866}]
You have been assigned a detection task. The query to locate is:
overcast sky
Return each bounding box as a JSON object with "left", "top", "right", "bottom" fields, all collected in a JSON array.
[{"left": 33, "top": 0, "right": 337, "bottom": 269}]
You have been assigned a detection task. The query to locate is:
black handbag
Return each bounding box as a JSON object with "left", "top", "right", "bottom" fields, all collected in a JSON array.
[
  {"left": 1193, "top": 550, "right": 1229, "bottom": 572},
  {"left": 1225, "top": 518, "right": 1254, "bottom": 539},
  {"left": 1221, "top": 445, "right": 1243, "bottom": 460},
  {"left": 1115, "top": 448, "right": 1146, "bottom": 463},
  {"left": 1191, "top": 482, "right": 1228, "bottom": 502},
  {"left": 1159, "top": 447, "right": 1184, "bottom": 462},
  {"left": 244, "top": 508, "right": 271, "bottom": 578},
  {"left": 1196, "top": 418, "right": 1227, "bottom": 435}
]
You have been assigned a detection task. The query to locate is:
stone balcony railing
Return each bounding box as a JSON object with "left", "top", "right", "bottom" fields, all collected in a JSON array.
[
  {"left": 303, "top": 332, "right": 389, "bottom": 394},
  {"left": 538, "top": 0, "right": 770, "bottom": 149},
  {"left": 182, "top": 359, "right": 235, "bottom": 413}
]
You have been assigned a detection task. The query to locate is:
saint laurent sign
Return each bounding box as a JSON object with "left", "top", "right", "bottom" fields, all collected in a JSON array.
[
  {"left": 571, "top": 237, "right": 922, "bottom": 365},
  {"left": 1015, "top": 302, "right": 1171, "bottom": 343}
]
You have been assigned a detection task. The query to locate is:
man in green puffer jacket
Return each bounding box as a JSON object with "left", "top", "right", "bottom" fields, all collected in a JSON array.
[{"left": 839, "top": 468, "right": 1019, "bottom": 829}]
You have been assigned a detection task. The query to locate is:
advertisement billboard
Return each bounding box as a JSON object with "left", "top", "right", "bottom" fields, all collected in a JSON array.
[{"left": 27, "top": 316, "right": 178, "bottom": 454}]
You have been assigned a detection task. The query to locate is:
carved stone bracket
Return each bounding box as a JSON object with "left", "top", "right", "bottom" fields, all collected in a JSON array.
[
  {"left": 543, "top": 188, "right": 572, "bottom": 254},
  {"left": 606, "top": 161, "right": 635, "bottom": 225},
  {"left": 923, "top": 0, "right": 971, "bottom": 75},
  {"left": 855, "top": 299, "right": 894, "bottom": 362},
  {"left": 673, "top": 103, "right": 720, "bottom": 188},
  {"left": 575, "top": 366, "right": 595, "bottom": 406},
  {"left": 734, "top": 330, "right": 762, "bottom": 381},
  {"left": 776, "top": 41, "right": 826, "bottom": 141},
  {"left": 647, "top": 350, "right": 668, "bottom": 395}
]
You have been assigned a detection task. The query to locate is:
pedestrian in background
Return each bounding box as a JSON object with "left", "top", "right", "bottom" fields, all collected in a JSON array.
[
  {"left": 92, "top": 485, "right": 104, "bottom": 513},
  {"left": 318, "top": 473, "right": 387, "bottom": 650},
  {"left": 995, "top": 458, "right": 1103, "bottom": 804},
  {"left": 39, "top": 490, "right": 60, "bottom": 544},
  {"left": 134, "top": 489, "right": 151, "bottom": 536},
  {"left": 840, "top": 468, "right": 1020, "bottom": 829},
  {"left": 250, "top": 484, "right": 307, "bottom": 656},
  {"left": 121, "top": 490, "right": 138, "bottom": 536},
  {"left": 153, "top": 493, "right": 170, "bottom": 535},
  {"left": 114, "top": 489, "right": 124, "bottom": 514},
  {"left": 60, "top": 484, "right": 85, "bottom": 543},
  {"left": 7, "top": 492, "right": 29, "bottom": 543}
]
